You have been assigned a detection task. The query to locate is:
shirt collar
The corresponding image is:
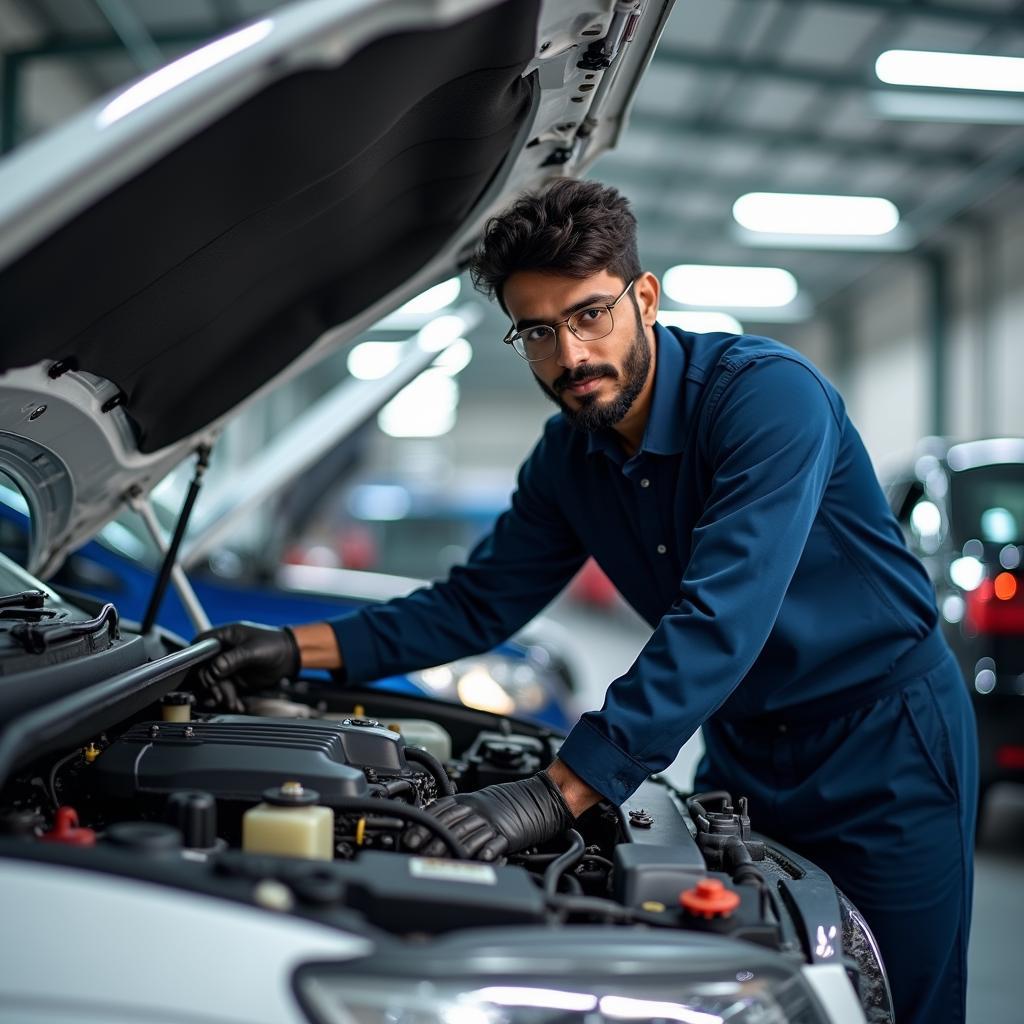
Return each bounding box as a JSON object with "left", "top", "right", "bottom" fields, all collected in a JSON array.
[{"left": 585, "top": 322, "right": 689, "bottom": 459}]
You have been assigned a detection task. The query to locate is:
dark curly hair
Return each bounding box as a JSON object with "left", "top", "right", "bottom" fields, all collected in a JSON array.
[{"left": 470, "top": 179, "right": 641, "bottom": 311}]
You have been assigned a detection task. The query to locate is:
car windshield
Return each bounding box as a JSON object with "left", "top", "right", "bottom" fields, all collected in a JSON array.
[{"left": 949, "top": 463, "right": 1024, "bottom": 548}]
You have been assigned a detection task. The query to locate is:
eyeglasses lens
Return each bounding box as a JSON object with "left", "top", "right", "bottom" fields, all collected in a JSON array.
[{"left": 512, "top": 306, "right": 614, "bottom": 361}]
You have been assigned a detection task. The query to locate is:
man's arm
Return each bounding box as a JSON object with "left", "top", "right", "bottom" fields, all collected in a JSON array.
[
  {"left": 546, "top": 757, "right": 603, "bottom": 816},
  {"left": 324, "top": 424, "right": 587, "bottom": 685},
  {"left": 291, "top": 622, "right": 343, "bottom": 669},
  {"left": 557, "top": 355, "right": 843, "bottom": 805},
  {"left": 197, "top": 421, "right": 587, "bottom": 694}
]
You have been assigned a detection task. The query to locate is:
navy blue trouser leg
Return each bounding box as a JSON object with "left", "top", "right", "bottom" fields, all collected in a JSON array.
[{"left": 697, "top": 652, "right": 977, "bottom": 1024}]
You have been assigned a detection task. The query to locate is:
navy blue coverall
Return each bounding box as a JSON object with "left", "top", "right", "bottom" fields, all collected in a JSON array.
[{"left": 330, "top": 324, "right": 977, "bottom": 1024}]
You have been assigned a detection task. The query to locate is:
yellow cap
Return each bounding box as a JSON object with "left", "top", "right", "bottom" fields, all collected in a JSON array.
[
  {"left": 83, "top": 743, "right": 100, "bottom": 764},
  {"left": 353, "top": 704, "right": 365, "bottom": 717},
  {"left": 355, "top": 817, "right": 366, "bottom": 846},
  {"left": 641, "top": 900, "right": 666, "bottom": 913}
]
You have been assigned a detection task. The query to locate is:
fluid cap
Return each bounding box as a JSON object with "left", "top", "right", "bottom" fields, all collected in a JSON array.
[
  {"left": 262, "top": 781, "right": 319, "bottom": 806},
  {"left": 41, "top": 806, "right": 96, "bottom": 847},
  {"left": 166, "top": 790, "right": 218, "bottom": 849},
  {"left": 105, "top": 822, "right": 182, "bottom": 855},
  {"left": 680, "top": 878, "right": 741, "bottom": 919},
  {"left": 162, "top": 691, "right": 195, "bottom": 723}
]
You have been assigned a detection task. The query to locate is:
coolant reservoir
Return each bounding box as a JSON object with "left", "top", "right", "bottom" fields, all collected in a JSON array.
[
  {"left": 384, "top": 719, "right": 452, "bottom": 762},
  {"left": 161, "top": 691, "right": 194, "bottom": 723},
  {"left": 242, "top": 781, "right": 334, "bottom": 861},
  {"left": 320, "top": 714, "right": 453, "bottom": 762}
]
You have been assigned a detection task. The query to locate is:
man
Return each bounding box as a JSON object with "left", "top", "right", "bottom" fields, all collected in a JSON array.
[{"left": 202, "top": 180, "right": 976, "bottom": 1024}]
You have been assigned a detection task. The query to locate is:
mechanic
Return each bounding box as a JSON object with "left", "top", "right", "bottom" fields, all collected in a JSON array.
[{"left": 202, "top": 180, "right": 976, "bottom": 1024}]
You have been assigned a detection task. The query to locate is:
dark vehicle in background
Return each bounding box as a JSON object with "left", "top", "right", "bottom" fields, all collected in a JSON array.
[{"left": 886, "top": 438, "right": 1024, "bottom": 816}]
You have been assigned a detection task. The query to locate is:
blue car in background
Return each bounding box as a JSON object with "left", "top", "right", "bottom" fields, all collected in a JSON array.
[{"left": 0, "top": 486, "right": 575, "bottom": 730}]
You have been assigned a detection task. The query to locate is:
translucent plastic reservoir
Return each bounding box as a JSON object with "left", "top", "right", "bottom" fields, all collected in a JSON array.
[
  {"left": 242, "top": 801, "right": 335, "bottom": 860},
  {"left": 385, "top": 719, "right": 452, "bottom": 762}
]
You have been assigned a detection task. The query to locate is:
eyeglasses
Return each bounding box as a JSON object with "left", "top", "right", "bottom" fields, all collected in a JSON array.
[{"left": 503, "top": 278, "right": 636, "bottom": 362}]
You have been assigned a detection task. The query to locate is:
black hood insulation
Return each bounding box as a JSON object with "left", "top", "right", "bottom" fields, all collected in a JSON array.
[{"left": 0, "top": 0, "right": 537, "bottom": 452}]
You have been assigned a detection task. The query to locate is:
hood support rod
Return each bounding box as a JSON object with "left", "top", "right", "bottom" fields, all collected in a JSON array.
[{"left": 135, "top": 446, "right": 212, "bottom": 636}]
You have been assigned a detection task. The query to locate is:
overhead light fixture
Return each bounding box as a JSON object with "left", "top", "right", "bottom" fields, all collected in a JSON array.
[
  {"left": 417, "top": 313, "right": 468, "bottom": 353},
  {"left": 657, "top": 310, "right": 743, "bottom": 334},
  {"left": 663, "top": 264, "right": 798, "bottom": 308},
  {"left": 432, "top": 337, "right": 473, "bottom": 377},
  {"left": 347, "top": 341, "right": 404, "bottom": 381},
  {"left": 98, "top": 20, "right": 274, "bottom": 126},
  {"left": 732, "top": 225, "right": 913, "bottom": 252},
  {"left": 397, "top": 277, "right": 461, "bottom": 315},
  {"left": 378, "top": 369, "right": 458, "bottom": 438},
  {"left": 732, "top": 192, "right": 899, "bottom": 236},
  {"left": 875, "top": 49, "right": 1024, "bottom": 93}
]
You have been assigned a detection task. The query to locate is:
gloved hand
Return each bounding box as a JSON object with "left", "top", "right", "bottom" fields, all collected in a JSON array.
[
  {"left": 195, "top": 622, "right": 300, "bottom": 710},
  {"left": 405, "top": 771, "right": 574, "bottom": 861}
]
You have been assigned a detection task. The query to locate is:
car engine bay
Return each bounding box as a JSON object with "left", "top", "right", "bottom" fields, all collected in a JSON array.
[{"left": 0, "top": 582, "right": 893, "bottom": 1023}]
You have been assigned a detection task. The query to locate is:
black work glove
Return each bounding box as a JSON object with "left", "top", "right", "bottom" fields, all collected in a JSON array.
[
  {"left": 195, "top": 622, "right": 300, "bottom": 711},
  {"left": 405, "top": 772, "right": 574, "bottom": 861}
]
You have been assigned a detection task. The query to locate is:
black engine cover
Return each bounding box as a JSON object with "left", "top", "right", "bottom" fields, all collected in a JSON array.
[{"left": 92, "top": 715, "right": 412, "bottom": 804}]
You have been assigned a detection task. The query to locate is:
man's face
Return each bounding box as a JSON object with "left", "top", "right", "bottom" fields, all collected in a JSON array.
[{"left": 502, "top": 269, "right": 659, "bottom": 433}]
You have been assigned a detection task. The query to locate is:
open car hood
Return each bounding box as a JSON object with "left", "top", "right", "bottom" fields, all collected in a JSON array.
[{"left": 0, "top": 0, "right": 672, "bottom": 578}]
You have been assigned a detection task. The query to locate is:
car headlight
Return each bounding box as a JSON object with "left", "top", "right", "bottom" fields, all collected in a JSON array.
[
  {"left": 296, "top": 973, "right": 829, "bottom": 1024},
  {"left": 412, "top": 656, "right": 549, "bottom": 716},
  {"left": 836, "top": 889, "right": 894, "bottom": 1023}
]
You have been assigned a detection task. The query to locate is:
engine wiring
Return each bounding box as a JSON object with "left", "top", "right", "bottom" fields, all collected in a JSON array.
[{"left": 46, "top": 748, "right": 82, "bottom": 810}]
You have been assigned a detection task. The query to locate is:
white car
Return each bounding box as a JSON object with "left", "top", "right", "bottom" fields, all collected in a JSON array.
[{"left": 0, "top": 2, "right": 891, "bottom": 1023}]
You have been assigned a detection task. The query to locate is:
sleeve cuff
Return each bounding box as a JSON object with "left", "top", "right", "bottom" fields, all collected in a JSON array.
[
  {"left": 326, "top": 610, "right": 380, "bottom": 685},
  {"left": 556, "top": 716, "right": 652, "bottom": 805}
]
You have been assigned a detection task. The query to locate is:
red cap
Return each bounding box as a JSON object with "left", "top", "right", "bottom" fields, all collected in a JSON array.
[
  {"left": 41, "top": 806, "right": 97, "bottom": 847},
  {"left": 680, "top": 878, "right": 741, "bottom": 919}
]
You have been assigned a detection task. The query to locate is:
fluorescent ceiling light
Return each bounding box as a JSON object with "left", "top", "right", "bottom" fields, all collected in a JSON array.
[
  {"left": 432, "top": 337, "right": 473, "bottom": 377},
  {"left": 732, "top": 225, "right": 913, "bottom": 252},
  {"left": 417, "top": 313, "right": 467, "bottom": 353},
  {"left": 98, "top": 20, "right": 273, "bottom": 126},
  {"left": 347, "top": 341, "right": 403, "bottom": 381},
  {"left": 875, "top": 49, "right": 1024, "bottom": 93},
  {"left": 871, "top": 88, "right": 1024, "bottom": 124},
  {"left": 378, "top": 369, "right": 458, "bottom": 438},
  {"left": 733, "top": 192, "right": 899, "bottom": 236},
  {"left": 397, "top": 277, "right": 461, "bottom": 316},
  {"left": 663, "top": 264, "right": 798, "bottom": 308},
  {"left": 657, "top": 310, "right": 743, "bottom": 334},
  {"left": 347, "top": 484, "right": 412, "bottom": 522}
]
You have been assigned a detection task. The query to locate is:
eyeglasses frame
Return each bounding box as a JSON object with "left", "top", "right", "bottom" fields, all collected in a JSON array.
[{"left": 502, "top": 277, "right": 637, "bottom": 362}]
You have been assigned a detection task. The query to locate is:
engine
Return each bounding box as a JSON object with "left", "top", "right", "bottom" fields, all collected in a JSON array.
[
  {"left": 0, "top": 676, "right": 893, "bottom": 1024},
  {"left": 87, "top": 710, "right": 454, "bottom": 855}
]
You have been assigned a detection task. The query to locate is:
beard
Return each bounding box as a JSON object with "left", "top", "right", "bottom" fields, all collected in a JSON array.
[{"left": 533, "top": 308, "right": 652, "bottom": 433}]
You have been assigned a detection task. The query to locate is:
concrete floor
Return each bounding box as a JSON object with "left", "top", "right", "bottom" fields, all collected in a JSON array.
[
  {"left": 972, "top": 786, "right": 1024, "bottom": 1024},
  {"left": 546, "top": 597, "right": 1024, "bottom": 1023}
]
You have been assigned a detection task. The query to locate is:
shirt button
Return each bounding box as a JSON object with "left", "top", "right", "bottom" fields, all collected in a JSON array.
[
  {"left": 640, "top": 478, "right": 650, "bottom": 488},
  {"left": 656, "top": 544, "right": 667, "bottom": 555}
]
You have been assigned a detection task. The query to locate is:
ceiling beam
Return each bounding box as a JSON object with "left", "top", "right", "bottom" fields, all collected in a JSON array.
[
  {"left": 655, "top": 44, "right": 867, "bottom": 90},
  {"left": 628, "top": 111, "right": 986, "bottom": 170},
  {"left": 597, "top": 161, "right": 924, "bottom": 202},
  {"left": 92, "top": 0, "right": 163, "bottom": 72},
  {"left": 764, "top": 0, "right": 1024, "bottom": 30},
  {"left": 655, "top": 43, "right": 1024, "bottom": 96},
  {"left": 6, "top": 28, "right": 215, "bottom": 60}
]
